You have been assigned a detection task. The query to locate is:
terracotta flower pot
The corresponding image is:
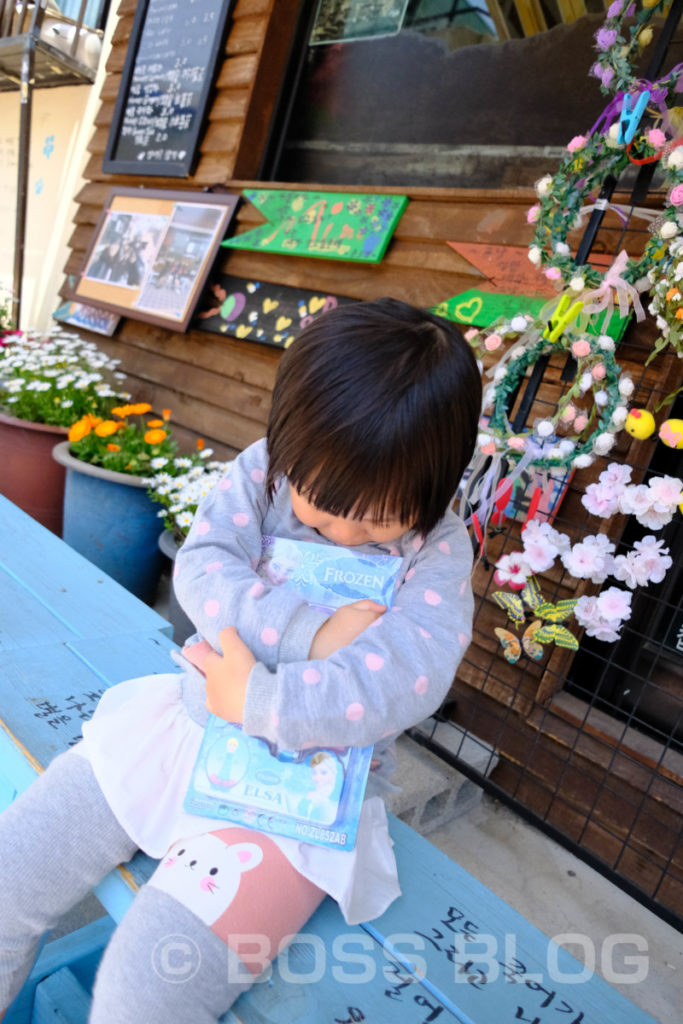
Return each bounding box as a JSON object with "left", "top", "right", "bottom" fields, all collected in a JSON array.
[
  {"left": 0, "top": 410, "right": 67, "bottom": 534},
  {"left": 52, "top": 441, "right": 165, "bottom": 604}
]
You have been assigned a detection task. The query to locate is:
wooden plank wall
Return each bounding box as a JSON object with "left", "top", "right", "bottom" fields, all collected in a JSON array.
[{"left": 62, "top": 0, "right": 682, "bottom": 910}]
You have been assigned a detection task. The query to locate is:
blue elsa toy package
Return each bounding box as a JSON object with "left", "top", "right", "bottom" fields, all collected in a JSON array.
[{"left": 184, "top": 536, "right": 403, "bottom": 849}]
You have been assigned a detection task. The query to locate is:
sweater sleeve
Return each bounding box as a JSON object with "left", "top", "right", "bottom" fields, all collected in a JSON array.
[
  {"left": 173, "top": 440, "right": 329, "bottom": 670},
  {"left": 241, "top": 513, "right": 474, "bottom": 751}
]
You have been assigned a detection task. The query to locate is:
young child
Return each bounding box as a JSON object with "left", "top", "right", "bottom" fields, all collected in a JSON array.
[{"left": 0, "top": 297, "right": 481, "bottom": 1023}]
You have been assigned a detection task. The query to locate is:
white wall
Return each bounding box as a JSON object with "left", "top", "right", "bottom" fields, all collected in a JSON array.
[{"left": 0, "top": 11, "right": 116, "bottom": 330}]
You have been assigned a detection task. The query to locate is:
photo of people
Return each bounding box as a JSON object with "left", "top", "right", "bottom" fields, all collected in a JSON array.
[
  {"left": 84, "top": 211, "right": 167, "bottom": 289},
  {"left": 135, "top": 219, "right": 219, "bottom": 318},
  {"left": 75, "top": 189, "right": 239, "bottom": 331}
]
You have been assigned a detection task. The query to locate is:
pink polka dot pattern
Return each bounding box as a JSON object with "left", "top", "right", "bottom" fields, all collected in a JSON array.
[
  {"left": 249, "top": 581, "right": 265, "bottom": 598},
  {"left": 387, "top": 545, "right": 400, "bottom": 556},
  {"left": 218, "top": 478, "right": 232, "bottom": 490},
  {"left": 405, "top": 568, "right": 416, "bottom": 581},
  {"left": 458, "top": 632, "right": 470, "bottom": 647},
  {"left": 370, "top": 616, "right": 383, "bottom": 627},
  {"left": 438, "top": 540, "right": 451, "bottom": 555},
  {"left": 364, "top": 652, "right": 384, "bottom": 671},
  {"left": 412, "top": 536, "right": 425, "bottom": 552},
  {"left": 173, "top": 563, "right": 179, "bottom": 578},
  {"left": 414, "top": 676, "right": 429, "bottom": 695},
  {"left": 345, "top": 702, "right": 365, "bottom": 721},
  {"left": 418, "top": 626, "right": 432, "bottom": 638},
  {"left": 250, "top": 468, "right": 265, "bottom": 483},
  {"left": 424, "top": 589, "right": 442, "bottom": 606},
  {"left": 196, "top": 521, "right": 210, "bottom": 535},
  {"left": 233, "top": 512, "right": 249, "bottom": 527},
  {"left": 205, "top": 599, "right": 220, "bottom": 617},
  {"left": 261, "top": 627, "right": 278, "bottom": 646},
  {"left": 303, "top": 668, "right": 321, "bottom": 685},
  {"left": 459, "top": 579, "right": 467, "bottom": 595},
  {"left": 270, "top": 713, "right": 279, "bottom": 729},
  {"left": 206, "top": 561, "right": 223, "bottom": 573}
]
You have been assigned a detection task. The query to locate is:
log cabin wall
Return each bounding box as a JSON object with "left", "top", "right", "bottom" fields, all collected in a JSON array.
[{"left": 63, "top": 0, "right": 683, "bottom": 920}]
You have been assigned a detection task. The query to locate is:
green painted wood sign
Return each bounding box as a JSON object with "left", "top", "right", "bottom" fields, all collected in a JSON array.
[{"left": 222, "top": 190, "right": 408, "bottom": 263}]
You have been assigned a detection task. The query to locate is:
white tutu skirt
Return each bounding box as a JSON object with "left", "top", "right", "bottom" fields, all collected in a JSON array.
[{"left": 78, "top": 672, "right": 401, "bottom": 924}]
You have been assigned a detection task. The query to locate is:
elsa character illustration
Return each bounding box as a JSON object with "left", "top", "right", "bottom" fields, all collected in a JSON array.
[
  {"left": 209, "top": 736, "right": 248, "bottom": 789},
  {"left": 260, "top": 538, "right": 302, "bottom": 587},
  {"left": 297, "top": 752, "right": 339, "bottom": 824}
]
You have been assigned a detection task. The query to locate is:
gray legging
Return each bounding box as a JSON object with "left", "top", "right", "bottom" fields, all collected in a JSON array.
[{"left": 0, "top": 751, "right": 264, "bottom": 1023}]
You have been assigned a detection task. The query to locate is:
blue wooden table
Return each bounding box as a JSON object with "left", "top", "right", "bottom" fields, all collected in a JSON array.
[{"left": 0, "top": 496, "right": 658, "bottom": 1024}]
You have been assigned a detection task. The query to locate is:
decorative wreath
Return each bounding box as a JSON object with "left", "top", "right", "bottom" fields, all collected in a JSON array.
[
  {"left": 646, "top": 235, "right": 683, "bottom": 364},
  {"left": 527, "top": 113, "right": 683, "bottom": 298},
  {"left": 590, "top": 0, "right": 670, "bottom": 95},
  {"left": 467, "top": 313, "right": 631, "bottom": 471}
]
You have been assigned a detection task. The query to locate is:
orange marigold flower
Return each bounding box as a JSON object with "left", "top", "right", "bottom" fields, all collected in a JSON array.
[
  {"left": 146, "top": 418, "right": 165, "bottom": 428},
  {"left": 110, "top": 405, "right": 134, "bottom": 418},
  {"left": 162, "top": 408, "right": 171, "bottom": 420},
  {"left": 130, "top": 402, "right": 152, "bottom": 415},
  {"left": 676, "top": 308, "right": 683, "bottom": 320},
  {"left": 144, "top": 428, "right": 167, "bottom": 445},
  {"left": 666, "top": 288, "right": 679, "bottom": 302},
  {"left": 107, "top": 443, "right": 120, "bottom": 451},
  {"left": 196, "top": 438, "right": 205, "bottom": 450},
  {"left": 68, "top": 414, "right": 101, "bottom": 443},
  {"left": 94, "top": 420, "right": 120, "bottom": 438}
]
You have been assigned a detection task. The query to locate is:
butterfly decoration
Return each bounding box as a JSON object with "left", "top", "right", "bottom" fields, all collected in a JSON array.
[
  {"left": 492, "top": 575, "right": 579, "bottom": 659},
  {"left": 495, "top": 620, "right": 544, "bottom": 664}
]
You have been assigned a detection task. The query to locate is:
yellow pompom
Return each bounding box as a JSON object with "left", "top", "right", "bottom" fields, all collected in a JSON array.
[
  {"left": 638, "top": 27, "right": 653, "bottom": 47},
  {"left": 625, "top": 408, "right": 656, "bottom": 439},
  {"left": 659, "top": 419, "right": 683, "bottom": 449}
]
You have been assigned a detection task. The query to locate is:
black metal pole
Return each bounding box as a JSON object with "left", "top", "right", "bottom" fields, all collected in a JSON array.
[{"left": 12, "top": 37, "right": 35, "bottom": 328}]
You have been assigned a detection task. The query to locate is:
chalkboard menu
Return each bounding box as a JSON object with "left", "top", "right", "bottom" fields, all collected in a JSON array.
[{"left": 103, "top": 0, "right": 235, "bottom": 177}]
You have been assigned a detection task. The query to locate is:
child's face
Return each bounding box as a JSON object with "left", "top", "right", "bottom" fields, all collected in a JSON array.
[{"left": 290, "top": 485, "right": 411, "bottom": 546}]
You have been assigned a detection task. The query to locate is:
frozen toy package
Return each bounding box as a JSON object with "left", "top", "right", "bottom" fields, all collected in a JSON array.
[{"left": 184, "top": 536, "right": 403, "bottom": 849}]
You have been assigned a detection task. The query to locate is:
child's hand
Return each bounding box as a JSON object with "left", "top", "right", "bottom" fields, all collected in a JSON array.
[
  {"left": 205, "top": 627, "right": 256, "bottom": 723},
  {"left": 309, "top": 600, "right": 386, "bottom": 659}
]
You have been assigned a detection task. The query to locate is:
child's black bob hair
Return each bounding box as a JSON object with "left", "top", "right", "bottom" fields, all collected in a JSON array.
[{"left": 266, "top": 297, "right": 482, "bottom": 537}]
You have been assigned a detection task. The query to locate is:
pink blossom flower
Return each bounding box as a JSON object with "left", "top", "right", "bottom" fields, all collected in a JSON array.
[
  {"left": 562, "top": 403, "right": 576, "bottom": 422},
  {"left": 484, "top": 333, "right": 503, "bottom": 351},
  {"left": 572, "top": 340, "right": 591, "bottom": 358},
  {"left": 648, "top": 474, "right": 683, "bottom": 510},
  {"left": 618, "top": 484, "right": 652, "bottom": 519},
  {"left": 527, "top": 205, "right": 541, "bottom": 224},
  {"left": 573, "top": 415, "right": 588, "bottom": 432},
  {"left": 591, "top": 363, "right": 606, "bottom": 380},
  {"left": 493, "top": 552, "right": 530, "bottom": 590},
  {"left": 523, "top": 519, "right": 570, "bottom": 550},
  {"left": 670, "top": 184, "right": 683, "bottom": 206},
  {"left": 567, "top": 135, "right": 588, "bottom": 153},
  {"left": 574, "top": 593, "right": 625, "bottom": 642},
  {"left": 507, "top": 435, "right": 526, "bottom": 451},
  {"left": 636, "top": 506, "right": 676, "bottom": 531},
  {"left": 582, "top": 482, "right": 620, "bottom": 518},
  {"left": 648, "top": 128, "right": 666, "bottom": 150},
  {"left": 613, "top": 537, "right": 672, "bottom": 589},
  {"left": 598, "top": 463, "right": 632, "bottom": 490},
  {"left": 545, "top": 267, "right": 562, "bottom": 281},
  {"left": 561, "top": 534, "right": 615, "bottom": 584},
  {"left": 596, "top": 586, "right": 632, "bottom": 622}
]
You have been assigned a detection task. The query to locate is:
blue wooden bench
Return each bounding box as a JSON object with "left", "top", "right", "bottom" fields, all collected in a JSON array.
[{"left": 0, "top": 495, "right": 658, "bottom": 1024}]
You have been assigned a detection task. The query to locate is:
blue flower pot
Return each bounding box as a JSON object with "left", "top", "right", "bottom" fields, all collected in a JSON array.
[{"left": 52, "top": 441, "right": 164, "bottom": 604}]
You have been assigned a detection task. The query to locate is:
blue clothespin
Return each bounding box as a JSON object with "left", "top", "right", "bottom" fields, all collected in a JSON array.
[
  {"left": 618, "top": 90, "right": 651, "bottom": 145},
  {"left": 543, "top": 294, "right": 584, "bottom": 343}
]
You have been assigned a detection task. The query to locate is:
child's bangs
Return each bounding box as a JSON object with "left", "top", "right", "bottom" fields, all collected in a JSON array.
[{"left": 289, "top": 450, "right": 422, "bottom": 529}]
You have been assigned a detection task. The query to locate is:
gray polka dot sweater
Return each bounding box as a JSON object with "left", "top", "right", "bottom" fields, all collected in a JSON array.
[{"left": 174, "top": 439, "right": 474, "bottom": 794}]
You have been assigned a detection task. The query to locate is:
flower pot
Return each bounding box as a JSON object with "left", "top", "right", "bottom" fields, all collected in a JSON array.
[
  {"left": 158, "top": 528, "right": 195, "bottom": 645},
  {"left": 0, "top": 411, "right": 67, "bottom": 534},
  {"left": 52, "top": 440, "right": 165, "bottom": 604}
]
